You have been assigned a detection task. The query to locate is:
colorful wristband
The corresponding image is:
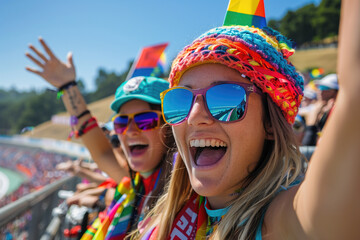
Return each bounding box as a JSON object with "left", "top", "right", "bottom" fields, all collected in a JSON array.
[
  {"left": 57, "top": 81, "right": 77, "bottom": 99},
  {"left": 77, "top": 122, "right": 98, "bottom": 137},
  {"left": 67, "top": 117, "right": 97, "bottom": 140}
]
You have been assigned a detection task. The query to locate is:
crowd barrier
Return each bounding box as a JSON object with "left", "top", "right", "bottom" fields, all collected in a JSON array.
[{"left": 0, "top": 176, "right": 79, "bottom": 239}]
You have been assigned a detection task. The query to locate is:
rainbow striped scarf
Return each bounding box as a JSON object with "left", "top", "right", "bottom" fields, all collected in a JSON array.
[{"left": 81, "top": 173, "right": 140, "bottom": 240}]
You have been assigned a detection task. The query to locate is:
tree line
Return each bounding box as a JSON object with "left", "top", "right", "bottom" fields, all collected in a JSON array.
[
  {"left": 0, "top": 61, "right": 131, "bottom": 135},
  {"left": 268, "top": 0, "right": 340, "bottom": 47},
  {"left": 0, "top": 60, "right": 171, "bottom": 135}
]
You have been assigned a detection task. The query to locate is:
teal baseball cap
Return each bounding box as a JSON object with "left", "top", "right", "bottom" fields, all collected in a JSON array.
[{"left": 110, "top": 76, "right": 169, "bottom": 112}]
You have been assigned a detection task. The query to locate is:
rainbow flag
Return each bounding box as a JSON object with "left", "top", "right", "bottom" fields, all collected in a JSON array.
[
  {"left": 127, "top": 43, "right": 168, "bottom": 80},
  {"left": 80, "top": 175, "right": 138, "bottom": 240},
  {"left": 309, "top": 68, "right": 324, "bottom": 79},
  {"left": 223, "top": 0, "right": 266, "bottom": 29}
]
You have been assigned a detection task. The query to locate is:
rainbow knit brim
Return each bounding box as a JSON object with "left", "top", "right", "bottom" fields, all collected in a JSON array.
[{"left": 168, "top": 26, "right": 304, "bottom": 124}]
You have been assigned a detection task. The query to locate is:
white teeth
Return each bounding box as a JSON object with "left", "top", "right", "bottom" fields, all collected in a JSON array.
[
  {"left": 189, "top": 139, "right": 227, "bottom": 147},
  {"left": 129, "top": 142, "right": 147, "bottom": 146}
]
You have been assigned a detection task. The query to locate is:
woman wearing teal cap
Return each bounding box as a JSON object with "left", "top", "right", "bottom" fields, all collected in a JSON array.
[
  {"left": 25, "top": 41, "right": 175, "bottom": 238},
  {"left": 134, "top": 1, "right": 360, "bottom": 239}
]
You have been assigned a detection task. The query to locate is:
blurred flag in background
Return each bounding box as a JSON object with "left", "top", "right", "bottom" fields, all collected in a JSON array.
[
  {"left": 126, "top": 43, "right": 169, "bottom": 80},
  {"left": 309, "top": 68, "right": 324, "bottom": 79}
]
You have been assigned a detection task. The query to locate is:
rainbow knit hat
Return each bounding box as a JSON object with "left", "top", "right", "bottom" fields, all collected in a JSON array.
[{"left": 168, "top": 26, "right": 304, "bottom": 124}]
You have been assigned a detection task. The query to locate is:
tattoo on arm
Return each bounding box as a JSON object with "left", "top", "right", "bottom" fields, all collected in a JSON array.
[
  {"left": 68, "top": 87, "right": 78, "bottom": 113},
  {"left": 63, "top": 87, "right": 87, "bottom": 116}
]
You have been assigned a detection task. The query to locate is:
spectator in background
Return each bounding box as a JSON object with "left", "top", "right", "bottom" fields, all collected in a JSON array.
[
  {"left": 298, "top": 81, "right": 317, "bottom": 116},
  {"left": 301, "top": 74, "right": 338, "bottom": 146},
  {"left": 292, "top": 115, "right": 306, "bottom": 146},
  {"left": 56, "top": 158, "right": 107, "bottom": 185},
  {"left": 100, "top": 126, "right": 111, "bottom": 139},
  {"left": 302, "top": 88, "right": 317, "bottom": 108},
  {"left": 109, "top": 132, "right": 128, "bottom": 170},
  {"left": 313, "top": 73, "right": 338, "bottom": 129}
]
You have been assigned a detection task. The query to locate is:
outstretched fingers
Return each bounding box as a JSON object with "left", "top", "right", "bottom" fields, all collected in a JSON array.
[
  {"left": 25, "top": 66, "right": 43, "bottom": 77},
  {"left": 25, "top": 52, "right": 44, "bottom": 68},
  {"left": 39, "top": 37, "right": 57, "bottom": 60},
  {"left": 28, "top": 44, "right": 48, "bottom": 63}
]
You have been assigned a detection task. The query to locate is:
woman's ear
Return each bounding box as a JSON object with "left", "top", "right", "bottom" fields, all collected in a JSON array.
[{"left": 264, "top": 122, "right": 274, "bottom": 140}]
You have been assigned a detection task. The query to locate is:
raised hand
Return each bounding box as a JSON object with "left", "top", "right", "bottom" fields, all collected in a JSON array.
[
  {"left": 24, "top": 38, "right": 128, "bottom": 183},
  {"left": 25, "top": 37, "right": 76, "bottom": 88}
]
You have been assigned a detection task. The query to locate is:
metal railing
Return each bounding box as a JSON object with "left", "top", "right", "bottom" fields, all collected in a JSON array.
[{"left": 0, "top": 176, "right": 78, "bottom": 240}]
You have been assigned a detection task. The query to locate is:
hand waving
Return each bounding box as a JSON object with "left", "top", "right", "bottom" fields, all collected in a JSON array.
[{"left": 25, "top": 37, "right": 76, "bottom": 88}]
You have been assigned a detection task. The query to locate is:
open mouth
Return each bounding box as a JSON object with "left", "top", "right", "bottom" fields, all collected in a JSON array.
[
  {"left": 190, "top": 139, "right": 227, "bottom": 167},
  {"left": 129, "top": 144, "right": 149, "bottom": 156}
]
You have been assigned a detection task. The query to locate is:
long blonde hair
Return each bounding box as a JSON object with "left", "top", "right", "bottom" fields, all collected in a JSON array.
[{"left": 131, "top": 95, "right": 303, "bottom": 240}]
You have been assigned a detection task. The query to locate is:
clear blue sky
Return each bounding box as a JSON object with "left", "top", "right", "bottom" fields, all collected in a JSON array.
[{"left": 0, "top": 0, "right": 321, "bottom": 92}]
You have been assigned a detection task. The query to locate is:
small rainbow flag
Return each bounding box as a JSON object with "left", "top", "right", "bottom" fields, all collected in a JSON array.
[
  {"left": 223, "top": 0, "right": 266, "bottom": 29},
  {"left": 127, "top": 43, "right": 168, "bottom": 80},
  {"left": 309, "top": 68, "right": 324, "bottom": 79}
]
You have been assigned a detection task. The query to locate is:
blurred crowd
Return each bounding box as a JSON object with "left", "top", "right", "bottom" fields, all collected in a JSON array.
[
  {"left": 0, "top": 145, "right": 71, "bottom": 207},
  {"left": 294, "top": 73, "right": 338, "bottom": 147},
  {"left": 0, "top": 145, "right": 76, "bottom": 239}
]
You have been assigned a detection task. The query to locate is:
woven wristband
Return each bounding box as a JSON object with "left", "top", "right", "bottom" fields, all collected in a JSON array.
[
  {"left": 76, "top": 110, "right": 90, "bottom": 119},
  {"left": 58, "top": 81, "right": 77, "bottom": 91},
  {"left": 57, "top": 81, "right": 77, "bottom": 99},
  {"left": 77, "top": 117, "right": 97, "bottom": 136},
  {"left": 77, "top": 122, "right": 98, "bottom": 137}
]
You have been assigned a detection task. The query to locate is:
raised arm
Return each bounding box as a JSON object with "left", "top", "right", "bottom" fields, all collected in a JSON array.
[
  {"left": 25, "top": 38, "right": 129, "bottom": 183},
  {"left": 265, "top": 1, "right": 360, "bottom": 239}
]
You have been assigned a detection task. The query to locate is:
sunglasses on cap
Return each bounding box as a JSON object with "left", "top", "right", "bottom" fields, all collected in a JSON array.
[
  {"left": 112, "top": 110, "right": 162, "bottom": 134},
  {"left": 160, "top": 81, "right": 263, "bottom": 125}
]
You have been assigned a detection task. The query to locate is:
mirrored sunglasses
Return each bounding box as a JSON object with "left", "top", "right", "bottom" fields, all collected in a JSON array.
[
  {"left": 160, "top": 81, "right": 263, "bottom": 125},
  {"left": 112, "top": 110, "right": 162, "bottom": 134}
]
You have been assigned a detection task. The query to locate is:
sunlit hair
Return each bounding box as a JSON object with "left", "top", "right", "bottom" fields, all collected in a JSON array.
[
  {"left": 122, "top": 103, "right": 176, "bottom": 231},
  {"left": 130, "top": 95, "right": 303, "bottom": 240}
]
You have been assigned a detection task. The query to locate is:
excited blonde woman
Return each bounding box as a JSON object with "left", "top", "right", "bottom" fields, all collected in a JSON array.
[{"left": 133, "top": 1, "right": 360, "bottom": 239}]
